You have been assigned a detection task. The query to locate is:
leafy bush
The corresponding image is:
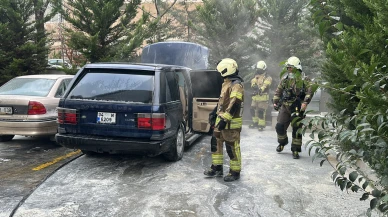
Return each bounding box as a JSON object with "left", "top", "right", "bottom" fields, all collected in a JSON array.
[
  {"left": 301, "top": 70, "right": 388, "bottom": 215},
  {"left": 307, "top": 0, "right": 388, "bottom": 215}
]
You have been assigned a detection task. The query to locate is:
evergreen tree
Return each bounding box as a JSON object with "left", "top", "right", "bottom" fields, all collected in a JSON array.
[
  {"left": 0, "top": 0, "right": 39, "bottom": 85},
  {"left": 144, "top": 0, "right": 180, "bottom": 44},
  {"left": 189, "top": 0, "right": 265, "bottom": 75},
  {"left": 254, "top": 0, "right": 323, "bottom": 80},
  {"left": 53, "top": 0, "right": 150, "bottom": 62},
  {"left": 168, "top": 0, "right": 201, "bottom": 42},
  {"left": 189, "top": 0, "right": 323, "bottom": 83},
  {"left": 33, "top": 0, "right": 56, "bottom": 73}
]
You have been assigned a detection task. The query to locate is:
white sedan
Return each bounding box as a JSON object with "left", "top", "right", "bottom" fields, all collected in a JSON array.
[{"left": 0, "top": 74, "right": 74, "bottom": 142}]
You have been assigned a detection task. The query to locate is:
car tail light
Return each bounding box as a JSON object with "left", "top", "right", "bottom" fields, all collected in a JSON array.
[
  {"left": 137, "top": 113, "right": 165, "bottom": 130},
  {"left": 57, "top": 108, "right": 78, "bottom": 125},
  {"left": 28, "top": 101, "right": 47, "bottom": 115}
]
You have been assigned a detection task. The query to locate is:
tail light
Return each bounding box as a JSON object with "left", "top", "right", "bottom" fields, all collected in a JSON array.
[
  {"left": 137, "top": 113, "right": 165, "bottom": 130},
  {"left": 57, "top": 108, "right": 78, "bottom": 125},
  {"left": 28, "top": 101, "right": 47, "bottom": 115}
]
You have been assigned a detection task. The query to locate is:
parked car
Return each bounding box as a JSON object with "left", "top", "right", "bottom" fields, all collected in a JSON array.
[
  {"left": 0, "top": 74, "right": 74, "bottom": 142},
  {"left": 56, "top": 63, "right": 222, "bottom": 161},
  {"left": 48, "top": 59, "right": 72, "bottom": 69}
]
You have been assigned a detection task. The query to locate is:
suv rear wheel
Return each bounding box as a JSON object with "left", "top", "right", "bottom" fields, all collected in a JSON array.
[
  {"left": 81, "top": 150, "right": 97, "bottom": 156},
  {"left": 163, "top": 124, "right": 185, "bottom": 161},
  {"left": 0, "top": 135, "right": 15, "bottom": 142}
]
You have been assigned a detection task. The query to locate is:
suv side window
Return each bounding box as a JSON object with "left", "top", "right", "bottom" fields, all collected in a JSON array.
[
  {"left": 175, "top": 71, "right": 187, "bottom": 96},
  {"left": 55, "top": 78, "right": 71, "bottom": 98},
  {"left": 165, "top": 71, "right": 180, "bottom": 102},
  {"left": 165, "top": 77, "right": 172, "bottom": 102}
]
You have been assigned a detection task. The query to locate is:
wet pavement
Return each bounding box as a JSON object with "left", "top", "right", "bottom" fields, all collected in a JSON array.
[
  {"left": 3, "top": 127, "right": 377, "bottom": 217},
  {"left": 0, "top": 136, "right": 81, "bottom": 217}
]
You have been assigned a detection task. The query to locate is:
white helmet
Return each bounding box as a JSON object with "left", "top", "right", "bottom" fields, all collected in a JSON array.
[
  {"left": 256, "top": 60, "right": 267, "bottom": 70},
  {"left": 286, "top": 56, "right": 302, "bottom": 71},
  {"left": 216, "top": 58, "right": 238, "bottom": 77}
]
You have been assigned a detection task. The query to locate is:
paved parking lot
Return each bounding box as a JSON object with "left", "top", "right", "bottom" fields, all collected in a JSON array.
[{"left": 6, "top": 127, "right": 376, "bottom": 217}]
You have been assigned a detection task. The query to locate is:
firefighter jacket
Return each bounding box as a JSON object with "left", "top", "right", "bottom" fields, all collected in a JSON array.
[
  {"left": 273, "top": 73, "right": 313, "bottom": 106},
  {"left": 215, "top": 78, "right": 244, "bottom": 130},
  {"left": 251, "top": 73, "right": 272, "bottom": 101}
]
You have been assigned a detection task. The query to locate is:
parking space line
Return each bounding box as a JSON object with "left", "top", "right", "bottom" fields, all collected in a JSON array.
[{"left": 32, "top": 150, "right": 81, "bottom": 171}]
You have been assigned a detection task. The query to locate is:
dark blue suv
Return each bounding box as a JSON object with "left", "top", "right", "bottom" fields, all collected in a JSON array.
[{"left": 55, "top": 63, "right": 222, "bottom": 161}]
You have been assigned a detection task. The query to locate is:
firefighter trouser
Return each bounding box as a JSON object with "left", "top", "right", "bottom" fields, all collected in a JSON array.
[
  {"left": 250, "top": 94, "right": 269, "bottom": 128},
  {"left": 275, "top": 104, "right": 303, "bottom": 152},
  {"left": 212, "top": 129, "right": 241, "bottom": 173}
]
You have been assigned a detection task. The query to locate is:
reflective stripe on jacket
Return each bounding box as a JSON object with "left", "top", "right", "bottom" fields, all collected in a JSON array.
[
  {"left": 215, "top": 78, "right": 244, "bottom": 130},
  {"left": 273, "top": 73, "right": 313, "bottom": 105},
  {"left": 251, "top": 73, "right": 272, "bottom": 95}
]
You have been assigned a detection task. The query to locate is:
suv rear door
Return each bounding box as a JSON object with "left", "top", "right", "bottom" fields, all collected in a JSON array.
[
  {"left": 59, "top": 68, "right": 156, "bottom": 139},
  {"left": 189, "top": 70, "right": 222, "bottom": 133}
]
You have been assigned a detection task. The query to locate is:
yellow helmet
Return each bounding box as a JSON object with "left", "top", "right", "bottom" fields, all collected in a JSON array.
[
  {"left": 256, "top": 60, "right": 267, "bottom": 70},
  {"left": 286, "top": 56, "right": 302, "bottom": 71},
  {"left": 216, "top": 58, "right": 238, "bottom": 77}
]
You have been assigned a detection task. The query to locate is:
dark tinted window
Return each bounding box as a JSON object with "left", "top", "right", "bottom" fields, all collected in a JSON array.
[
  {"left": 165, "top": 77, "right": 172, "bottom": 102},
  {"left": 165, "top": 71, "right": 179, "bottom": 101},
  {"left": 68, "top": 70, "right": 154, "bottom": 103},
  {"left": 190, "top": 70, "right": 222, "bottom": 98}
]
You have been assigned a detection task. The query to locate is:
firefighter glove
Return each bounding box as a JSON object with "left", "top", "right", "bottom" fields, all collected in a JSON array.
[
  {"left": 208, "top": 106, "right": 217, "bottom": 126},
  {"left": 257, "top": 88, "right": 263, "bottom": 96},
  {"left": 209, "top": 113, "right": 216, "bottom": 127},
  {"left": 217, "top": 118, "right": 227, "bottom": 130},
  {"left": 252, "top": 84, "right": 259, "bottom": 91}
]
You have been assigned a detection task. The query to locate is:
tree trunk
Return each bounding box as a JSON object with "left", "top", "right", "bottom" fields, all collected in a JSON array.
[{"left": 33, "top": 0, "right": 49, "bottom": 74}]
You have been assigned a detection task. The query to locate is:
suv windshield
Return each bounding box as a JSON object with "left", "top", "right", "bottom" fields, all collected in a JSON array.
[
  {"left": 0, "top": 78, "right": 56, "bottom": 97},
  {"left": 68, "top": 70, "right": 154, "bottom": 103}
]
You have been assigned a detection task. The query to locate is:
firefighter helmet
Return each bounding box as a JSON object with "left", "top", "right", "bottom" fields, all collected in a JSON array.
[
  {"left": 256, "top": 61, "right": 267, "bottom": 70},
  {"left": 286, "top": 56, "right": 302, "bottom": 71},
  {"left": 216, "top": 58, "right": 238, "bottom": 77}
]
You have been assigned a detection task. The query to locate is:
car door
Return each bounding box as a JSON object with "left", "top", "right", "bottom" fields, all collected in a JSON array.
[
  {"left": 189, "top": 70, "right": 222, "bottom": 133},
  {"left": 174, "top": 69, "right": 192, "bottom": 132}
]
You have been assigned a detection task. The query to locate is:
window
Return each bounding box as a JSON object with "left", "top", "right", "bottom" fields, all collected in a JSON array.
[
  {"left": 164, "top": 71, "right": 179, "bottom": 102},
  {"left": 175, "top": 70, "right": 188, "bottom": 98},
  {"left": 165, "top": 77, "right": 172, "bottom": 102},
  {"left": 0, "top": 78, "right": 56, "bottom": 97},
  {"left": 68, "top": 69, "right": 154, "bottom": 103},
  {"left": 55, "top": 78, "right": 72, "bottom": 98}
]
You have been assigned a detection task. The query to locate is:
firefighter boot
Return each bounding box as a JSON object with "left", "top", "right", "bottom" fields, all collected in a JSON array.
[
  {"left": 224, "top": 171, "right": 240, "bottom": 182},
  {"left": 292, "top": 151, "right": 300, "bottom": 159},
  {"left": 249, "top": 122, "right": 258, "bottom": 129},
  {"left": 276, "top": 144, "right": 285, "bottom": 152},
  {"left": 204, "top": 165, "right": 223, "bottom": 177}
]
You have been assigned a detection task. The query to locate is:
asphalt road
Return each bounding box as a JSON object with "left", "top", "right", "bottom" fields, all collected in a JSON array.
[
  {"left": 0, "top": 136, "right": 81, "bottom": 217},
  {"left": 3, "top": 127, "right": 377, "bottom": 217}
]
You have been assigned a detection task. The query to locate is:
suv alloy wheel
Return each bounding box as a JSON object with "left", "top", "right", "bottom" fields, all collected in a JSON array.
[{"left": 163, "top": 124, "right": 185, "bottom": 161}]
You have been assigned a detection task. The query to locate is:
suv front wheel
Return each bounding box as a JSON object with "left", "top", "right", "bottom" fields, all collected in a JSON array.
[{"left": 163, "top": 124, "right": 185, "bottom": 162}]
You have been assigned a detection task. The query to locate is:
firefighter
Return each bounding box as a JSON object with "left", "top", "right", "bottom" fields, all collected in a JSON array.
[
  {"left": 204, "top": 58, "right": 244, "bottom": 182},
  {"left": 249, "top": 60, "right": 272, "bottom": 131},
  {"left": 272, "top": 56, "right": 314, "bottom": 159}
]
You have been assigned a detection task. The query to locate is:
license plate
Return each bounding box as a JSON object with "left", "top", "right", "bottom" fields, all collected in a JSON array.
[
  {"left": 97, "top": 112, "right": 116, "bottom": 124},
  {"left": 0, "top": 107, "right": 12, "bottom": 115}
]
